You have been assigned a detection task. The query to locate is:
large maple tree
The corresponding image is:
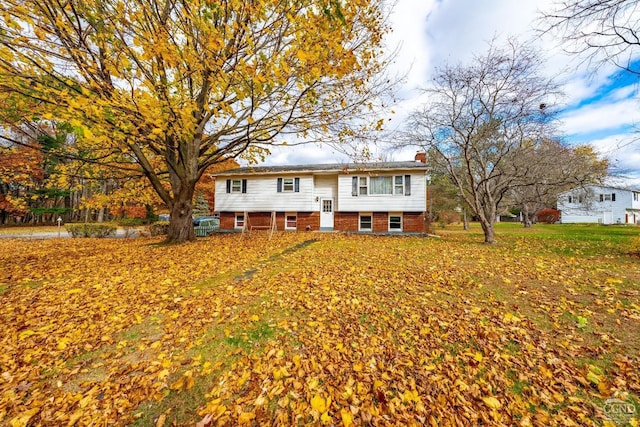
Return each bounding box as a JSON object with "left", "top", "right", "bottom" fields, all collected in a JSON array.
[{"left": 0, "top": 0, "right": 390, "bottom": 242}]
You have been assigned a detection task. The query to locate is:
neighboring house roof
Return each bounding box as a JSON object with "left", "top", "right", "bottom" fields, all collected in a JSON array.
[
  {"left": 559, "top": 185, "right": 640, "bottom": 195},
  {"left": 212, "top": 161, "right": 428, "bottom": 176}
]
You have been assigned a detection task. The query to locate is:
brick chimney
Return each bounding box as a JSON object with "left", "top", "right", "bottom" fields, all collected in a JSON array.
[{"left": 415, "top": 151, "right": 426, "bottom": 164}]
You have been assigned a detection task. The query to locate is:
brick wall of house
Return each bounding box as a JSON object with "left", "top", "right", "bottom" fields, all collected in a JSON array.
[
  {"left": 373, "top": 212, "right": 388, "bottom": 232},
  {"left": 244, "top": 212, "right": 278, "bottom": 229},
  {"left": 334, "top": 212, "right": 359, "bottom": 231},
  {"left": 297, "top": 212, "right": 320, "bottom": 231},
  {"left": 221, "top": 210, "right": 426, "bottom": 233},
  {"left": 220, "top": 212, "right": 235, "bottom": 230},
  {"left": 403, "top": 212, "right": 426, "bottom": 233}
]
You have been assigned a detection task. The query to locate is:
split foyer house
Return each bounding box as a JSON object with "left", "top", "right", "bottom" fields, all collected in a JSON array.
[
  {"left": 213, "top": 154, "right": 429, "bottom": 233},
  {"left": 558, "top": 185, "right": 640, "bottom": 224}
]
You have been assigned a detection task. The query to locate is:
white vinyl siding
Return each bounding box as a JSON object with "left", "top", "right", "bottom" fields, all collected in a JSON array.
[
  {"left": 558, "top": 185, "right": 640, "bottom": 224},
  {"left": 339, "top": 172, "right": 425, "bottom": 212},
  {"left": 314, "top": 175, "right": 338, "bottom": 211},
  {"left": 216, "top": 175, "right": 314, "bottom": 212}
]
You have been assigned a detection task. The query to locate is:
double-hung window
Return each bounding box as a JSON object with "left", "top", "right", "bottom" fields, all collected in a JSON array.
[
  {"left": 226, "top": 179, "right": 247, "bottom": 193},
  {"left": 283, "top": 178, "right": 295, "bottom": 192},
  {"left": 359, "top": 177, "right": 368, "bottom": 195},
  {"left": 394, "top": 176, "right": 404, "bottom": 195},
  {"left": 277, "top": 177, "right": 300, "bottom": 192}
]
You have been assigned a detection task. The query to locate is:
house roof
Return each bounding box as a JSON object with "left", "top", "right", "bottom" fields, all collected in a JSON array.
[
  {"left": 212, "top": 161, "right": 429, "bottom": 176},
  {"left": 559, "top": 184, "right": 640, "bottom": 195}
]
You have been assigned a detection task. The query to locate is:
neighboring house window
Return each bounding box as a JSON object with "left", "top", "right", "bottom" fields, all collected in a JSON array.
[
  {"left": 599, "top": 193, "right": 615, "bottom": 202},
  {"left": 389, "top": 214, "right": 402, "bottom": 232},
  {"left": 634, "top": 192, "right": 639, "bottom": 202},
  {"left": 235, "top": 213, "right": 245, "bottom": 229},
  {"left": 359, "top": 214, "right": 372, "bottom": 231},
  {"left": 226, "top": 179, "right": 247, "bottom": 193},
  {"left": 277, "top": 177, "right": 300, "bottom": 192},
  {"left": 568, "top": 194, "right": 583, "bottom": 203},
  {"left": 285, "top": 214, "right": 297, "bottom": 230}
]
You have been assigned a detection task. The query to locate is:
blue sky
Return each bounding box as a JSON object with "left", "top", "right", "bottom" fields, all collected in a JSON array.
[{"left": 260, "top": 0, "right": 640, "bottom": 187}]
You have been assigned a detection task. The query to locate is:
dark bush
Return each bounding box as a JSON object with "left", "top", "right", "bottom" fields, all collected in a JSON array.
[
  {"left": 536, "top": 208, "right": 560, "bottom": 224},
  {"left": 149, "top": 222, "right": 169, "bottom": 236},
  {"left": 65, "top": 223, "right": 117, "bottom": 238}
]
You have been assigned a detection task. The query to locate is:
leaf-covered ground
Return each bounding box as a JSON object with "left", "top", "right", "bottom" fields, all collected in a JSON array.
[{"left": 0, "top": 225, "right": 638, "bottom": 426}]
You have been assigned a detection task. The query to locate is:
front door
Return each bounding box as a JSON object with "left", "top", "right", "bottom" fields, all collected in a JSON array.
[{"left": 320, "top": 198, "right": 334, "bottom": 229}]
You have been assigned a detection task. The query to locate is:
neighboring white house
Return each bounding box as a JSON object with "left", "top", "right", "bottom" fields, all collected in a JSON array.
[
  {"left": 212, "top": 154, "right": 429, "bottom": 233},
  {"left": 558, "top": 185, "right": 640, "bottom": 224}
]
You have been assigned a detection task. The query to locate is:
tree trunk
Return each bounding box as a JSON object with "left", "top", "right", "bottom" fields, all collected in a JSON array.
[
  {"left": 166, "top": 188, "right": 196, "bottom": 243},
  {"left": 480, "top": 219, "right": 495, "bottom": 244},
  {"left": 522, "top": 205, "right": 532, "bottom": 228},
  {"left": 463, "top": 210, "right": 469, "bottom": 231}
]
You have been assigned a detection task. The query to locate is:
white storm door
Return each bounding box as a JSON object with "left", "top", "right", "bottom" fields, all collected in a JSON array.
[{"left": 320, "top": 198, "right": 334, "bottom": 229}]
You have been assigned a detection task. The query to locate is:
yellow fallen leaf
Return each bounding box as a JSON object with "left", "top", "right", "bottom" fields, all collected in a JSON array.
[
  {"left": 57, "top": 337, "right": 71, "bottom": 350},
  {"left": 402, "top": 390, "right": 420, "bottom": 403},
  {"left": 320, "top": 411, "right": 332, "bottom": 424},
  {"left": 340, "top": 408, "right": 353, "bottom": 427},
  {"left": 18, "top": 330, "right": 36, "bottom": 340},
  {"left": 238, "top": 412, "right": 255, "bottom": 424},
  {"left": 9, "top": 408, "right": 40, "bottom": 427},
  {"left": 311, "top": 394, "right": 328, "bottom": 413},
  {"left": 482, "top": 396, "right": 502, "bottom": 409}
]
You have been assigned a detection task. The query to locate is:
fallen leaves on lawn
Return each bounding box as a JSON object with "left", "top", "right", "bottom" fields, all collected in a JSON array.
[{"left": 0, "top": 231, "right": 638, "bottom": 426}]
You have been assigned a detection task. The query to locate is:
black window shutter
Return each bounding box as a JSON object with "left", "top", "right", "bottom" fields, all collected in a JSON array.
[
  {"left": 241, "top": 179, "right": 247, "bottom": 193},
  {"left": 404, "top": 175, "right": 411, "bottom": 196},
  {"left": 600, "top": 194, "right": 604, "bottom": 202},
  {"left": 226, "top": 179, "right": 231, "bottom": 193},
  {"left": 352, "top": 176, "right": 358, "bottom": 196},
  {"left": 612, "top": 193, "right": 616, "bottom": 201},
  {"left": 294, "top": 178, "right": 300, "bottom": 192},
  {"left": 277, "top": 178, "right": 283, "bottom": 192}
]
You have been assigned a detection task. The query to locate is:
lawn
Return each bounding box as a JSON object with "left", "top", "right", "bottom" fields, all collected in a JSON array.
[{"left": 0, "top": 224, "right": 638, "bottom": 426}]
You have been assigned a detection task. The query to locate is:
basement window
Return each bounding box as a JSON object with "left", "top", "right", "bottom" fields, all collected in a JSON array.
[{"left": 359, "top": 214, "right": 372, "bottom": 232}]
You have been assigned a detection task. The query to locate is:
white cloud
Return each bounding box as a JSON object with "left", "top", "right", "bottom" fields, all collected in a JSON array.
[
  {"left": 560, "top": 97, "right": 640, "bottom": 136},
  {"left": 588, "top": 133, "right": 640, "bottom": 187},
  {"left": 248, "top": 0, "right": 640, "bottom": 187}
]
